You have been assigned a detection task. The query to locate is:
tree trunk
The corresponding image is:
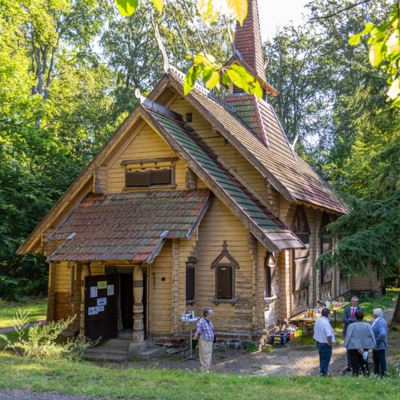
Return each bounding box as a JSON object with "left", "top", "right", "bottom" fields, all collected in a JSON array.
[
  {"left": 397, "top": 264, "right": 400, "bottom": 287},
  {"left": 394, "top": 291, "right": 400, "bottom": 324}
]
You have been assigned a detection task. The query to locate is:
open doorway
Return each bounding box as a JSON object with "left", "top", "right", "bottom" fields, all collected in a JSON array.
[{"left": 118, "top": 272, "right": 147, "bottom": 339}]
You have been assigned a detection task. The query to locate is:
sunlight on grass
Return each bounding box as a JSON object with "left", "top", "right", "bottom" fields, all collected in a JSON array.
[{"left": 0, "top": 298, "right": 47, "bottom": 328}]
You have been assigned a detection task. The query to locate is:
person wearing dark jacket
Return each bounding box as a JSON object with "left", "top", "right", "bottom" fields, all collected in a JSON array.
[
  {"left": 372, "top": 308, "right": 388, "bottom": 377},
  {"left": 342, "top": 296, "right": 363, "bottom": 373}
]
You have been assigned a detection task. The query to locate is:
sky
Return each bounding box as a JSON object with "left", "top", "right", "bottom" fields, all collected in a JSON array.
[{"left": 214, "top": 0, "right": 310, "bottom": 41}]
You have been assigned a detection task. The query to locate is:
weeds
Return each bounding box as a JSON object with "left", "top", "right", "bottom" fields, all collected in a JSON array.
[{"left": 0, "top": 309, "right": 96, "bottom": 361}]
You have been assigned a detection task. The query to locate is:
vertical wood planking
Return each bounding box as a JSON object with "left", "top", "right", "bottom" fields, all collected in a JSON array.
[{"left": 47, "top": 262, "right": 56, "bottom": 322}]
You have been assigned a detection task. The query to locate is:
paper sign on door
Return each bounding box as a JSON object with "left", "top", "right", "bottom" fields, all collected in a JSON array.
[
  {"left": 88, "top": 307, "right": 98, "bottom": 315},
  {"left": 97, "top": 298, "right": 107, "bottom": 306},
  {"left": 90, "top": 287, "right": 98, "bottom": 298},
  {"left": 98, "top": 281, "right": 107, "bottom": 289},
  {"left": 107, "top": 285, "right": 114, "bottom": 296}
]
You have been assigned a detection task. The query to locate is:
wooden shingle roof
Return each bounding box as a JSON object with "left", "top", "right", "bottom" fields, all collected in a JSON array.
[
  {"left": 144, "top": 105, "right": 304, "bottom": 252},
  {"left": 48, "top": 190, "right": 211, "bottom": 263},
  {"left": 167, "top": 71, "right": 349, "bottom": 214},
  {"left": 234, "top": 0, "right": 266, "bottom": 82}
]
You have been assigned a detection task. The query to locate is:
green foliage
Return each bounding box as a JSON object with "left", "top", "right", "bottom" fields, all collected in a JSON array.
[
  {"left": 0, "top": 310, "right": 95, "bottom": 360},
  {"left": 246, "top": 343, "right": 258, "bottom": 352},
  {"left": 350, "top": 3, "right": 400, "bottom": 107},
  {"left": 0, "top": 298, "right": 47, "bottom": 328}
]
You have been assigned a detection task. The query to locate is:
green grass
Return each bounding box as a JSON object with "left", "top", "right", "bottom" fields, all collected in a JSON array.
[
  {"left": 0, "top": 298, "right": 47, "bottom": 328},
  {"left": 0, "top": 353, "right": 399, "bottom": 400},
  {"left": 0, "top": 329, "right": 30, "bottom": 351}
]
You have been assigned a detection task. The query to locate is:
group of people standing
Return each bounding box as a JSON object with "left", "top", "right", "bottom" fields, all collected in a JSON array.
[{"left": 314, "top": 296, "right": 388, "bottom": 377}]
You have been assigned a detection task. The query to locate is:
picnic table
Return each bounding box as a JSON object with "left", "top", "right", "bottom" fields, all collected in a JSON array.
[{"left": 290, "top": 302, "right": 350, "bottom": 341}]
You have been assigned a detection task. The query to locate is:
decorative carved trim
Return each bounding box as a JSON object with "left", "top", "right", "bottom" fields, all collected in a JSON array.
[{"left": 211, "top": 241, "right": 240, "bottom": 270}]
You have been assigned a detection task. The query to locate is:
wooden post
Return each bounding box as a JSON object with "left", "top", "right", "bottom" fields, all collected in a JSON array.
[
  {"left": 47, "top": 261, "right": 56, "bottom": 322},
  {"left": 79, "top": 263, "right": 91, "bottom": 339},
  {"left": 133, "top": 265, "right": 144, "bottom": 343}
]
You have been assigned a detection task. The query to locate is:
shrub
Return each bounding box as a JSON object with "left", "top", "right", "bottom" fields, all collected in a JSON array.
[
  {"left": 0, "top": 309, "right": 96, "bottom": 361},
  {"left": 246, "top": 343, "right": 258, "bottom": 352}
]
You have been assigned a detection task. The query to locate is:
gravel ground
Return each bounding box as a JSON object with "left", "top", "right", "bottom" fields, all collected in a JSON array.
[{"left": 0, "top": 389, "right": 141, "bottom": 400}]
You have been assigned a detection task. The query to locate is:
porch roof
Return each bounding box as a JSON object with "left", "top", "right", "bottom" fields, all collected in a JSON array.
[{"left": 48, "top": 189, "right": 211, "bottom": 263}]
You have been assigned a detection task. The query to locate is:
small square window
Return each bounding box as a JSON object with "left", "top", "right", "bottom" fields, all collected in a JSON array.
[{"left": 186, "top": 113, "right": 193, "bottom": 123}]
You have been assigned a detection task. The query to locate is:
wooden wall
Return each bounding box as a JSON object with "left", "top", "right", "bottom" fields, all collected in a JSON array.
[
  {"left": 193, "top": 197, "right": 256, "bottom": 333},
  {"left": 168, "top": 97, "right": 275, "bottom": 214},
  {"left": 106, "top": 123, "right": 187, "bottom": 193},
  {"left": 151, "top": 240, "right": 173, "bottom": 334}
]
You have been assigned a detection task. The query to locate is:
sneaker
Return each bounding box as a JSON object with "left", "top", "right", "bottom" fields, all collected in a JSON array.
[{"left": 342, "top": 367, "right": 351, "bottom": 373}]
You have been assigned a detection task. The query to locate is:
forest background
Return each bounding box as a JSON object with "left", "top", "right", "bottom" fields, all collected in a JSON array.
[{"left": 0, "top": 0, "right": 398, "bottom": 300}]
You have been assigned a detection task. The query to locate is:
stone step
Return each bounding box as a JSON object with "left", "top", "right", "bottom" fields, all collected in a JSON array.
[
  {"left": 102, "top": 338, "right": 132, "bottom": 348},
  {"left": 138, "top": 346, "right": 164, "bottom": 361},
  {"left": 84, "top": 345, "right": 128, "bottom": 356},
  {"left": 83, "top": 353, "right": 128, "bottom": 363}
]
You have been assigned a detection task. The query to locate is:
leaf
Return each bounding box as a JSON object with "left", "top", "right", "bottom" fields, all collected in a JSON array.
[
  {"left": 194, "top": 52, "right": 216, "bottom": 69},
  {"left": 184, "top": 67, "right": 199, "bottom": 95},
  {"left": 151, "top": 0, "right": 163, "bottom": 13},
  {"left": 205, "top": 71, "right": 220, "bottom": 90},
  {"left": 115, "top": 0, "right": 138, "bottom": 16},
  {"left": 386, "top": 31, "right": 400, "bottom": 55},
  {"left": 369, "top": 41, "right": 386, "bottom": 67},
  {"left": 222, "top": 73, "right": 231, "bottom": 86},
  {"left": 349, "top": 23, "right": 374, "bottom": 46},
  {"left": 198, "top": 0, "right": 219, "bottom": 27},
  {"left": 387, "top": 78, "right": 400, "bottom": 100},
  {"left": 225, "top": 0, "right": 248, "bottom": 26}
]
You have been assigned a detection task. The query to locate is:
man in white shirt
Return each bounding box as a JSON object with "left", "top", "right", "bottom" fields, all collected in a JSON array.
[{"left": 313, "top": 308, "right": 335, "bottom": 376}]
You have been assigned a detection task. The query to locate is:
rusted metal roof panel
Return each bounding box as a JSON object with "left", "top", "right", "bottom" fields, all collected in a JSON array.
[{"left": 49, "top": 189, "right": 210, "bottom": 262}]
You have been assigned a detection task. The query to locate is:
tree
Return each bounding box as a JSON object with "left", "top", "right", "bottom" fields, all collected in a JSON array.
[{"left": 316, "top": 67, "right": 400, "bottom": 322}]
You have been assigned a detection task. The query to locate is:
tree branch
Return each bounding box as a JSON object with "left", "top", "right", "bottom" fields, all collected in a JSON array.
[{"left": 310, "top": 0, "right": 373, "bottom": 20}]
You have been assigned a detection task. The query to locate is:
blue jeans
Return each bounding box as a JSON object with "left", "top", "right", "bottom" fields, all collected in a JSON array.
[{"left": 316, "top": 342, "right": 332, "bottom": 376}]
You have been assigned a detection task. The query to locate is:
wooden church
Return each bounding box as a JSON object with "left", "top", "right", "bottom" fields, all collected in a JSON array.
[{"left": 18, "top": 0, "right": 383, "bottom": 349}]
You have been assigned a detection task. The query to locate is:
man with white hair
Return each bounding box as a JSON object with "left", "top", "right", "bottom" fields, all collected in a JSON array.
[
  {"left": 342, "top": 296, "right": 363, "bottom": 373},
  {"left": 372, "top": 308, "right": 387, "bottom": 377}
]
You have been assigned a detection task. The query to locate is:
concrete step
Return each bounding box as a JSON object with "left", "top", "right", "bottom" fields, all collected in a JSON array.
[
  {"left": 84, "top": 345, "right": 128, "bottom": 356},
  {"left": 138, "top": 346, "right": 164, "bottom": 361},
  {"left": 83, "top": 353, "right": 128, "bottom": 363}
]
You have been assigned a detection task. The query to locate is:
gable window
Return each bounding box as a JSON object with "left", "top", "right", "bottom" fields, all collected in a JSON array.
[
  {"left": 320, "top": 212, "right": 333, "bottom": 284},
  {"left": 186, "top": 264, "right": 195, "bottom": 301},
  {"left": 211, "top": 241, "right": 240, "bottom": 304},
  {"left": 121, "top": 157, "right": 178, "bottom": 190},
  {"left": 291, "top": 205, "right": 311, "bottom": 292},
  {"left": 265, "top": 252, "right": 276, "bottom": 298}
]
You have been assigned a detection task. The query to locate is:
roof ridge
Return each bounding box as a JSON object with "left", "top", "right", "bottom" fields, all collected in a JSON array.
[{"left": 169, "top": 66, "right": 236, "bottom": 113}]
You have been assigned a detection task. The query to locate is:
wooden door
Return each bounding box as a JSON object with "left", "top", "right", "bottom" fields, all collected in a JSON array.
[{"left": 85, "top": 274, "right": 118, "bottom": 341}]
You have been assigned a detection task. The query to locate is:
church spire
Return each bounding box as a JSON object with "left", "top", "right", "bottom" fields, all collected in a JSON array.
[{"left": 234, "top": 0, "right": 266, "bottom": 82}]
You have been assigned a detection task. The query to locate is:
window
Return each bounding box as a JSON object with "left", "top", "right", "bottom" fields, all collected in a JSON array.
[
  {"left": 211, "top": 241, "right": 240, "bottom": 302},
  {"left": 265, "top": 253, "right": 276, "bottom": 298},
  {"left": 320, "top": 212, "right": 333, "bottom": 284},
  {"left": 291, "top": 206, "right": 311, "bottom": 292},
  {"left": 186, "top": 264, "right": 195, "bottom": 301},
  {"left": 186, "top": 113, "right": 193, "bottom": 123},
  {"left": 125, "top": 169, "right": 172, "bottom": 188},
  {"left": 216, "top": 265, "right": 232, "bottom": 299}
]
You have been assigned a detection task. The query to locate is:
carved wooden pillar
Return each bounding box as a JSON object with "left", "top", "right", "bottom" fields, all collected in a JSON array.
[
  {"left": 79, "top": 263, "right": 91, "bottom": 339},
  {"left": 133, "top": 265, "right": 144, "bottom": 343}
]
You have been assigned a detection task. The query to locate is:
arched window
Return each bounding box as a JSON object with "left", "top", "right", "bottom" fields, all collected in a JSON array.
[
  {"left": 291, "top": 206, "right": 311, "bottom": 292},
  {"left": 320, "top": 212, "right": 333, "bottom": 284}
]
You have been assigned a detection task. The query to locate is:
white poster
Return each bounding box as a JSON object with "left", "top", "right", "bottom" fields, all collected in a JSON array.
[
  {"left": 88, "top": 307, "right": 98, "bottom": 315},
  {"left": 107, "top": 285, "right": 114, "bottom": 296},
  {"left": 90, "top": 286, "right": 98, "bottom": 298},
  {"left": 265, "top": 307, "right": 275, "bottom": 327},
  {"left": 98, "top": 306, "right": 104, "bottom": 312},
  {"left": 275, "top": 285, "right": 279, "bottom": 295},
  {"left": 97, "top": 298, "right": 107, "bottom": 306}
]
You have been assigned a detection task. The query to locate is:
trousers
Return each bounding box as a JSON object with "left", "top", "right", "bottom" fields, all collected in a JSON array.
[
  {"left": 199, "top": 339, "right": 213, "bottom": 372},
  {"left": 373, "top": 349, "right": 387, "bottom": 376},
  {"left": 316, "top": 342, "right": 332, "bottom": 376}
]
